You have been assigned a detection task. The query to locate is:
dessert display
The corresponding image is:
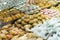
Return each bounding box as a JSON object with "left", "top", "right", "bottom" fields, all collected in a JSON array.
[{"left": 0, "top": 0, "right": 60, "bottom": 40}]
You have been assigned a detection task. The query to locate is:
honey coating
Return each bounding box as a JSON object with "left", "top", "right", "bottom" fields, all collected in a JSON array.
[
  {"left": 0, "top": 24, "right": 25, "bottom": 40},
  {"left": 15, "top": 13, "right": 50, "bottom": 29},
  {"left": 34, "top": 0, "right": 58, "bottom": 9},
  {"left": 0, "top": 8, "right": 24, "bottom": 23}
]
